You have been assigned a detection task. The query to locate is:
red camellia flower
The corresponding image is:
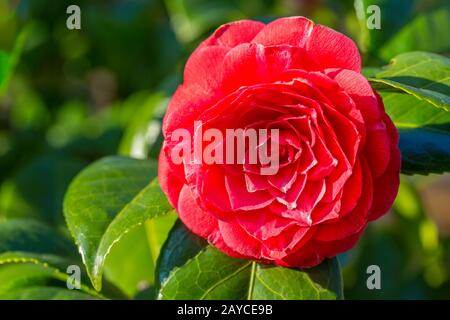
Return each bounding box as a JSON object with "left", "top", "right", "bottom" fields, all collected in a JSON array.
[{"left": 159, "top": 17, "right": 401, "bottom": 267}]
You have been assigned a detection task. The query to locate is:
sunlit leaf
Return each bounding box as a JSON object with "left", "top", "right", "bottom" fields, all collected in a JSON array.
[
  {"left": 158, "top": 222, "right": 342, "bottom": 300},
  {"left": 371, "top": 52, "right": 450, "bottom": 174},
  {"left": 64, "top": 156, "right": 173, "bottom": 291}
]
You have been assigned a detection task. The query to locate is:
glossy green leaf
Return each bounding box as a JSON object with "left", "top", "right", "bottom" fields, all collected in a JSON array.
[
  {"left": 0, "top": 218, "right": 127, "bottom": 299},
  {"left": 156, "top": 220, "right": 207, "bottom": 287},
  {"left": 0, "top": 219, "right": 78, "bottom": 260},
  {"left": 0, "top": 220, "right": 100, "bottom": 298},
  {"left": 103, "top": 212, "right": 176, "bottom": 297},
  {"left": 0, "top": 263, "right": 66, "bottom": 294},
  {"left": 0, "top": 262, "right": 100, "bottom": 297},
  {"left": 371, "top": 52, "right": 450, "bottom": 111},
  {"left": 158, "top": 222, "right": 342, "bottom": 300},
  {"left": 381, "top": 92, "right": 450, "bottom": 174},
  {"left": 0, "top": 252, "right": 66, "bottom": 267},
  {"left": 64, "top": 156, "right": 173, "bottom": 291},
  {"left": 371, "top": 52, "right": 450, "bottom": 174},
  {"left": 103, "top": 226, "right": 154, "bottom": 298}
]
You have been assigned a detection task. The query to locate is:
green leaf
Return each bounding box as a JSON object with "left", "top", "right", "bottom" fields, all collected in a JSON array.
[
  {"left": 118, "top": 92, "right": 168, "bottom": 159},
  {"left": 378, "top": 6, "right": 450, "bottom": 61},
  {"left": 370, "top": 52, "right": 450, "bottom": 111},
  {"left": 0, "top": 218, "right": 128, "bottom": 299},
  {"left": 0, "top": 24, "right": 29, "bottom": 94},
  {"left": 0, "top": 154, "right": 88, "bottom": 227},
  {"left": 158, "top": 222, "right": 342, "bottom": 300},
  {"left": 0, "top": 219, "right": 102, "bottom": 298},
  {"left": 0, "top": 286, "right": 99, "bottom": 300},
  {"left": 63, "top": 156, "right": 173, "bottom": 291},
  {"left": 103, "top": 212, "right": 176, "bottom": 298},
  {"left": 103, "top": 226, "right": 154, "bottom": 298},
  {"left": 0, "top": 263, "right": 66, "bottom": 294},
  {"left": 156, "top": 220, "right": 207, "bottom": 287},
  {"left": 0, "top": 262, "right": 101, "bottom": 299},
  {"left": 370, "top": 52, "right": 450, "bottom": 174},
  {"left": 0, "top": 252, "right": 69, "bottom": 270},
  {"left": 0, "top": 219, "right": 78, "bottom": 260},
  {"left": 381, "top": 91, "right": 450, "bottom": 174},
  {"left": 0, "top": 51, "right": 10, "bottom": 89}
]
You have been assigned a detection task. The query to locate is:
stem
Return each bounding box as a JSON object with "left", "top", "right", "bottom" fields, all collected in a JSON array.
[{"left": 247, "top": 261, "right": 257, "bottom": 300}]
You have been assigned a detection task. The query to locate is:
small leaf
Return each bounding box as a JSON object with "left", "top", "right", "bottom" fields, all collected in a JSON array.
[
  {"left": 158, "top": 222, "right": 342, "bottom": 300},
  {"left": 64, "top": 156, "right": 173, "bottom": 291}
]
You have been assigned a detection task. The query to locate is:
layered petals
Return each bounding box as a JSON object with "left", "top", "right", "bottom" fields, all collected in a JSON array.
[{"left": 159, "top": 16, "right": 400, "bottom": 269}]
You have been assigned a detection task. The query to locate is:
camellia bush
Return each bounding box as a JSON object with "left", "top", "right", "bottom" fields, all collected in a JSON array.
[{"left": 0, "top": 0, "right": 449, "bottom": 300}]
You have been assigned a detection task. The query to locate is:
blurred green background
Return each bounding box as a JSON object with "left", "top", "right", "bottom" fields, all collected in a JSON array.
[{"left": 0, "top": 0, "right": 449, "bottom": 299}]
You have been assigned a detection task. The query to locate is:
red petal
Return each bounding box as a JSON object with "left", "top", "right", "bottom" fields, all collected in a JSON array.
[
  {"left": 221, "top": 43, "right": 317, "bottom": 93},
  {"left": 252, "top": 16, "right": 314, "bottom": 47},
  {"left": 198, "top": 168, "right": 233, "bottom": 214},
  {"left": 262, "top": 226, "right": 311, "bottom": 260},
  {"left": 162, "top": 83, "right": 217, "bottom": 136},
  {"left": 308, "top": 133, "right": 337, "bottom": 180},
  {"left": 368, "top": 114, "right": 400, "bottom": 220},
  {"left": 315, "top": 159, "right": 373, "bottom": 241},
  {"left": 184, "top": 45, "right": 229, "bottom": 91},
  {"left": 158, "top": 149, "right": 184, "bottom": 208},
  {"left": 218, "top": 220, "right": 263, "bottom": 259},
  {"left": 276, "top": 239, "right": 322, "bottom": 268},
  {"left": 236, "top": 211, "right": 296, "bottom": 241},
  {"left": 268, "top": 163, "right": 298, "bottom": 193},
  {"left": 293, "top": 179, "right": 326, "bottom": 218},
  {"left": 200, "top": 20, "right": 265, "bottom": 49},
  {"left": 177, "top": 185, "right": 219, "bottom": 240},
  {"left": 306, "top": 24, "right": 361, "bottom": 72},
  {"left": 364, "top": 121, "right": 391, "bottom": 178},
  {"left": 339, "top": 159, "right": 363, "bottom": 216},
  {"left": 244, "top": 173, "right": 269, "bottom": 193},
  {"left": 225, "top": 174, "right": 274, "bottom": 210},
  {"left": 327, "top": 68, "right": 381, "bottom": 123},
  {"left": 313, "top": 228, "right": 365, "bottom": 259}
]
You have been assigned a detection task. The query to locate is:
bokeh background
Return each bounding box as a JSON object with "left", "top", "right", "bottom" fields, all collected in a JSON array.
[{"left": 0, "top": 0, "right": 449, "bottom": 299}]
